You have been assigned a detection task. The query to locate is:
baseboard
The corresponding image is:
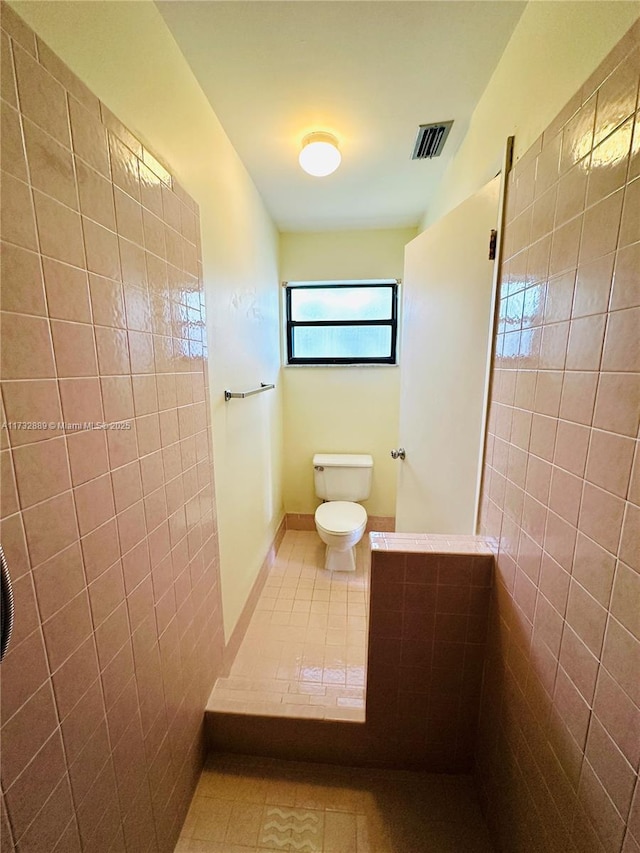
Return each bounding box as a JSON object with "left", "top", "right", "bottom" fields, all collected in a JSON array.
[
  {"left": 286, "top": 513, "right": 395, "bottom": 533},
  {"left": 221, "top": 515, "right": 286, "bottom": 675}
]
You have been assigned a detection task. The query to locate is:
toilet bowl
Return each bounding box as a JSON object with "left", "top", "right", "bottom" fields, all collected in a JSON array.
[
  {"left": 314, "top": 501, "right": 367, "bottom": 573},
  {"left": 312, "top": 452, "right": 373, "bottom": 572}
]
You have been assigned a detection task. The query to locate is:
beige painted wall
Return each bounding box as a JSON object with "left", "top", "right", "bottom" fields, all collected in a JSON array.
[
  {"left": 11, "top": 0, "right": 285, "bottom": 641},
  {"left": 279, "top": 228, "right": 416, "bottom": 517},
  {"left": 422, "top": 0, "right": 640, "bottom": 229}
]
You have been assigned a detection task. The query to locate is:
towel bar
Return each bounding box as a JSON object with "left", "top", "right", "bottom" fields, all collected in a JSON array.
[{"left": 224, "top": 383, "right": 275, "bottom": 401}]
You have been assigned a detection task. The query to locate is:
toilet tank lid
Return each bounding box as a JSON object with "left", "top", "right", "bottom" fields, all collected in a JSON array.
[{"left": 313, "top": 453, "right": 373, "bottom": 468}]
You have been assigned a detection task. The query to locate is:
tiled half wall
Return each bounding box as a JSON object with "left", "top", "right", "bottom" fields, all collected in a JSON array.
[
  {"left": 478, "top": 21, "right": 640, "bottom": 853},
  {"left": 0, "top": 6, "right": 224, "bottom": 852},
  {"left": 367, "top": 533, "right": 493, "bottom": 771}
]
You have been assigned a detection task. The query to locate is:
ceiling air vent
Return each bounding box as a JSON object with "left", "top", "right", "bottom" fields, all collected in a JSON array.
[{"left": 411, "top": 120, "right": 454, "bottom": 159}]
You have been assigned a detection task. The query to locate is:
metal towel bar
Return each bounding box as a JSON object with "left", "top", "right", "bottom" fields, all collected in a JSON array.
[{"left": 224, "top": 383, "right": 275, "bottom": 402}]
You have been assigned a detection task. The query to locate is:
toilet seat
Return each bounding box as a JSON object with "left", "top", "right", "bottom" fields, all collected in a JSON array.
[{"left": 315, "top": 501, "right": 367, "bottom": 535}]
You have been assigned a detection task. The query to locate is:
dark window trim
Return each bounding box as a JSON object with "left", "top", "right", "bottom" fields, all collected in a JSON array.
[{"left": 285, "top": 281, "right": 399, "bottom": 366}]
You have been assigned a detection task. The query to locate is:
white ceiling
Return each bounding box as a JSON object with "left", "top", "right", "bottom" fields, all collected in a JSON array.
[{"left": 157, "top": 1, "right": 525, "bottom": 232}]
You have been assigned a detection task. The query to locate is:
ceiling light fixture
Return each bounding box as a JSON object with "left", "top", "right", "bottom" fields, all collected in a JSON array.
[{"left": 298, "top": 132, "right": 341, "bottom": 177}]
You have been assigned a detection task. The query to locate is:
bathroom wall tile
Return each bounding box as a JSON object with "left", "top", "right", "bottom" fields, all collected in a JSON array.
[
  {"left": 554, "top": 420, "right": 590, "bottom": 477},
  {"left": 565, "top": 314, "right": 606, "bottom": 371},
  {"left": 580, "top": 189, "right": 625, "bottom": 264},
  {"left": 585, "top": 429, "right": 635, "bottom": 498},
  {"left": 619, "top": 175, "right": 640, "bottom": 247},
  {"left": 13, "top": 44, "right": 70, "bottom": 147},
  {"left": 0, "top": 311, "right": 56, "bottom": 381},
  {"left": 572, "top": 253, "right": 615, "bottom": 318},
  {"left": 74, "top": 472, "right": 115, "bottom": 536},
  {"left": 42, "top": 257, "right": 92, "bottom": 323},
  {"left": 559, "top": 371, "right": 598, "bottom": 425},
  {"left": 112, "top": 460, "right": 143, "bottom": 513},
  {"left": 610, "top": 560, "right": 640, "bottom": 640},
  {"left": 32, "top": 542, "right": 86, "bottom": 622},
  {"left": 106, "top": 422, "right": 139, "bottom": 468},
  {"left": 124, "top": 284, "right": 152, "bottom": 333},
  {"left": 544, "top": 270, "right": 576, "bottom": 324},
  {"left": 12, "top": 436, "right": 71, "bottom": 508},
  {"left": 0, "top": 679, "right": 59, "bottom": 790},
  {"left": 610, "top": 241, "right": 640, "bottom": 311},
  {"left": 109, "top": 133, "right": 140, "bottom": 200},
  {"left": 555, "top": 160, "right": 588, "bottom": 227},
  {"left": 89, "top": 274, "right": 127, "bottom": 328},
  {"left": 0, "top": 625, "right": 50, "bottom": 725},
  {"left": 35, "top": 37, "right": 100, "bottom": 118},
  {"left": 602, "top": 307, "right": 640, "bottom": 372},
  {"left": 0, "top": 242, "right": 45, "bottom": 318},
  {"left": 620, "top": 502, "right": 639, "bottom": 572},
  {"left": 51, "top": 320, "right": 98, "bottom": 378},
  {"left": 82, "top": 218, "right": 121, "bottom": 280},
  {"left": 1, "top": 99, "right": 27, "bottom": 182},
  {"left": 1, "top": 172, "right": 38, "bottom": 251},
  {"left": 81, "top": 519, "right": 120, "bottom": 584},
  {"left": 68, "top": 96, "right": 109, "bottom": 177},
  {"left": 76, "top": 157, "right": 116, "bottom": 229},
  {"left": 0, "top": 450, "right": 19, "bottom": 519},
  {"left": 59, "top": 377, "right": 104, "bottom": 424},
  {"left": 593, "top": 667, "right": 640, "bottom": 768},
  {"left": 120, "top": 236, "right": 147, "bottom": 289},
  {"left": 22, "top": 490, "right": 79, "bottom": 568},
  {"left": 51, "top": 635, "right": 100, "bottom": 719},
  {"left": 0, "top": 30, "right": 18, "bottom": 106},
  {"left": 1, "top": 3, "right": 37, "bottom": 54},
  {"left": 560, "top": 97, "right": 595, "bottom": 175},
  {"left": 594, "top": 47, "right": 640, "bottom": 146},
  {"left": 42, "top": 590, "right": 93, "bottom": 671},
  {"left": 129, "top": 330, "right": 155, "bottom": 374},
  {"left": 115, "top": 187, "right": 144, "bottom": 247},
  {"left": 33, "top": 190, "right": 85, "bottom": 267},
  {"left": 579, "top": 482, "right": 625, "bottom": 555},
  {"left": 587, "top": 117, "right": 633, "bottom": 207},
  {"left": 23, "top": 118, "right": 78, "bottom": 210},
  {"left": 66, "top": 427, "right": 109, "bottom": 486},
  {"left": 1, "top": 379, "right": 63, "bottom": 446},
  {"left": 601, "top": 616, "right": 640, "bottom": 708},
  {"left": 95, "top": 326, "right": 131, "bottom": 376},
  {"left": 572, "top": 533, "right": 616, "bottom": 608}
]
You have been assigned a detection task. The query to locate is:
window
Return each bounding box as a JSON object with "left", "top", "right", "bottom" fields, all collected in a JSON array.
[{"left": 285, "top": 280, "right": 399, "bottom": 365}]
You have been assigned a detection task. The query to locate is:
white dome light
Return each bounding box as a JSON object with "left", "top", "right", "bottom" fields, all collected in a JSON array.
[{"left": 299, "top": 132, "right": 341, "bottom": 177}]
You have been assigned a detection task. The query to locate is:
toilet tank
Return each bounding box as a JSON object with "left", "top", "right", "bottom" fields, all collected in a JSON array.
[{"left": 313, "top": 453, "right": 373, "bottom": 501}]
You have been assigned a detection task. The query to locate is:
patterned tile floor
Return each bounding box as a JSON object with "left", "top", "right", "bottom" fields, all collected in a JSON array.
[
  {"left": 174, "top": 753, "right": 496, "bottom": 852},
  {"left": 207, "top": 531, "right": 369, "bottom": 722}
]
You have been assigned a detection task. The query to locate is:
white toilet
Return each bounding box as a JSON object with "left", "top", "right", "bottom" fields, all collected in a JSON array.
[{"left": 313, "top": 453, "right": 373, "bottom": 572}]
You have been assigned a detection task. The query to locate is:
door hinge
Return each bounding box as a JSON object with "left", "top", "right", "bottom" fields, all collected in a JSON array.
[{"left": 488, "top": 229, "right": 498, "bottom": 260}]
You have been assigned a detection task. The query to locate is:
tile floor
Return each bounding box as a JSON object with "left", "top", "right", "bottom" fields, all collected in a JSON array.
[
  {"left": 207, "top": 531, "right": 369, "bottom": 721},
  {"left": 174, "top": 752, "right": 496, "bottom": 852}
]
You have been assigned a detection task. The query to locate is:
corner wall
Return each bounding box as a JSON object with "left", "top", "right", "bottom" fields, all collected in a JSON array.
[
  {"left": 423, "top": 1, "right": 640, "bottom": 230},
  {"left": 0, "top": 5, "right": 224, "bottom": 850},
  {"left": 279, "top": 228, "right": 416, "bottom": 517},
  {"left": 478, "top": 24, "right": 639, "bottom": 852},
  {"left": 8, "top": 0, "right": 286, "bottom": 642}
]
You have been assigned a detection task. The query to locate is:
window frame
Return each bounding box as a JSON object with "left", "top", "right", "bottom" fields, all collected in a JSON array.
[{"left": 285, "top": 280, "right": 399, "bottom": 366}]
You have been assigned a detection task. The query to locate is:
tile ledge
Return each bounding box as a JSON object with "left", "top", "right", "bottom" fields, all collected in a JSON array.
[{"left": 369, "top": 531, "right": 495, "bottom": 555}]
